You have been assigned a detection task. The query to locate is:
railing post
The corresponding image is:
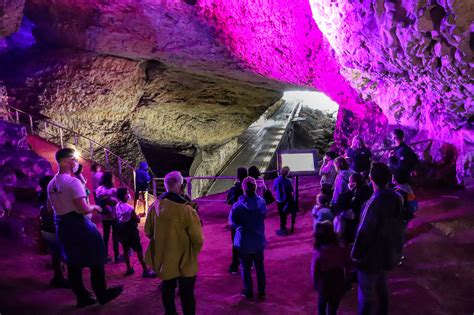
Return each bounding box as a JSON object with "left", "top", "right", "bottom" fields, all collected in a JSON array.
[
  {"left": 104, "top": 148, "right": 109, "bottom": 169},
  {"left": 59, "top": 128, "right": 64, "bottom": 148},
  {"left": 186, "top": 178, "right": 193, "bottom": 200},
  {"left": 152, "top": 178, "right": 157, "bottom": 211},
  {"left": 15, "top": 110, "right": 19, "bottom": 123},
  {"left": 74, "top": 133, "right": 78, "bottom": 146},
  {"left": 89, "top": 140, "right": 93, "bottom": 160},
  {"left": 29, "top": 115, "right": 34, "bottom": 134},
  {"left": 118, "top": 158, "right": 122, "bottom": 176}
]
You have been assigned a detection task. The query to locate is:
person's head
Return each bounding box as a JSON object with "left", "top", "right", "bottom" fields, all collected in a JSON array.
[
  {"left": 138, "top": 161, "right": 148, "bottom": 171},
  {"left": 349, "top": 172, "right": 364, "bottom": 190},
  {"left": 91, "top": 163, "right": 102, "bottom": 173},
  {"left": 334, "top": 157, "right": 349, "bottom": 172},
  {"left": 39, "top": 175, "right": 54, "bottom": 192},
  {"left": 55, "top": 148, "right": 79, "bottom": 174},
  {"left": 242, "top": 176, "right": 257, "bottom": 197},
  {"left": 248, "top": 166, "right": 261, "bottom": 179},
  {"left": 164, "top": 171, "right": 183, "bottom": 194},
  {"left": 351, "top": 135, "right": 365, "bottom": 149},
  {"left": 392, "top": 169, "right": 409, "bottom": 186},
  {"left": 101, "top": 171, "right": 114, "bottom": 188},
  {"left": 393, "top": 128, "right": 404, "bottom": 145},
  {"left": 369, "top": 162, "right": 391, "bottom": 190},
  {"left": 324, "top": 150, "right": 338, "bottom": 162},
  {"left": 314, "top": 221, "right": 339, "bottom": 249},
  {"left": 316, "top": 193, "right": 330, "bottom": 207},
  {"left": 116, "top": 187, "right": 131, "bottom": 202},
  {"left": 236, "top": 167, "right": 248, "bottom": 183},
  {"left": 73, "top": 164, "right": 83, "bottom": 176},
  {"left": 280, "top": 166, "right": 290, "bottom": 177}
]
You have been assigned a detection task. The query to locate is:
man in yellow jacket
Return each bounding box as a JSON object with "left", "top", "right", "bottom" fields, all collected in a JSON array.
[{"left": 145, "top": 171, "right": 203, "bottom": 315}]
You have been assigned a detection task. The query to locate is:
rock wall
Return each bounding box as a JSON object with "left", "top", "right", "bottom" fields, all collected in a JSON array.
[
  {"left": 309, "top": 0, "right": 473, "bottom": 180},
  {"left": 0, "top": 0, "right": 25, "bottom": 37},
  {"left": 1, "top": 0, "right": 472, "bottom": 183},
  {"left": 0, "top": 48, "right": 281, "bottom": 179},
  {"left": 0, "top": 120, "right": 53, "bottom": 215}
]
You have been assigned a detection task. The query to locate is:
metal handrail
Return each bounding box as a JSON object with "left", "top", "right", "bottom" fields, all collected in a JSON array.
[
  {"left": 3, "top": 105, "right": 136, "bottom": 188},
  {"left": 152, "top": 170, "right": 278, "bottom": 200}
]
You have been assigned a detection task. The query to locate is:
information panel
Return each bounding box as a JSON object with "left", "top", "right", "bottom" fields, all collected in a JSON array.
[{"left": 277, "top": 149, "right": 318, "bottom": 175}]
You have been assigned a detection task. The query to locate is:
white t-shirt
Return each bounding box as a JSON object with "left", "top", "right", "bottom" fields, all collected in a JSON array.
[
  {"left": 47, "top": 174, "right": 87, "bottom": 216},
  {"left": 116, "top": 202, "right": 134, "bottom": 223}
]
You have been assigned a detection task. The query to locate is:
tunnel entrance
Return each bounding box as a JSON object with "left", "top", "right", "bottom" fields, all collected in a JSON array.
[{"left": 281, "top": 91, "right": 338, "bottom": 156}]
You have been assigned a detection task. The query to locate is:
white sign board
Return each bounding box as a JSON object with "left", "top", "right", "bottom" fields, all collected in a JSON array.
[{"left": 279, "top": 150, "right": 318, "bottom": 175}]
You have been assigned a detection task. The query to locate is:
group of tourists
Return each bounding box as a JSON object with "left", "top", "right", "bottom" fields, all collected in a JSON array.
[{"left": 36, "top": 128, "right": 421, "bottom": 315}]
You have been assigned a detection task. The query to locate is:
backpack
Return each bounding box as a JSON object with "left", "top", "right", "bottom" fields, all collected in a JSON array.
[{"left": 394, "top": 189, "right": 415, "bottom": 221}]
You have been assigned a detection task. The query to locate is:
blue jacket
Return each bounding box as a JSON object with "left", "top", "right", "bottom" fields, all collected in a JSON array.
[
  {"left": 229, "top": 195, "right": 267, "bottom": 254},
  {"left": 273, "top": 175, "right": 293, "bottom": 203},
  {"left": 136, "top": 162, "right": 151, "bottom": 191}
]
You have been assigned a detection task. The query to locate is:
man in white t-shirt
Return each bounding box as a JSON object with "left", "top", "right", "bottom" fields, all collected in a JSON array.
[{"left": 47, "top": 148, "right": 122, "bottom": 308}]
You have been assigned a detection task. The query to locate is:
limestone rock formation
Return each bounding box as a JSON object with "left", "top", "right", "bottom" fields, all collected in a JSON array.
[
  {"left": 309, "top": 0, "right": 473, "bottom": 178},
  {"left": 0, "top": 120, "right": 53, "bottom": 215},
  {"left": 1, "top": 0, "right": 472, "bottom": 183},
  {"left": 0, "top": 0, "right": 25, "bottom": 37}
]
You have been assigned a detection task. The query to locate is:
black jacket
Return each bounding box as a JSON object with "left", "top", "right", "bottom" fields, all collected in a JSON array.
[
  {"left": 226, "top": 182, "right": 243, "bottom": 205},
  {"left": 351, "top": 189, "right": 404, "bottom": 272},
  {"left": 389, "top": 142, "right": 419, "bottom": 174}
]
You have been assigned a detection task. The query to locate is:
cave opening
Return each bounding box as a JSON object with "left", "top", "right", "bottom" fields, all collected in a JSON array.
[{"left": 281, "top": 90, "right": 339, "bottom": 156}]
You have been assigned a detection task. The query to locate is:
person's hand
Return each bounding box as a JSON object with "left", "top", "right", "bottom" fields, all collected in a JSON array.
[{"left": 91, "top": 204, "right": 102, "bottom": 213}]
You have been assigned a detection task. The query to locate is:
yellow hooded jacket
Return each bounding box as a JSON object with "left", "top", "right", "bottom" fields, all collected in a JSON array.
[{"left": 144, "top": 198, "right": 203, "bottom": 280}]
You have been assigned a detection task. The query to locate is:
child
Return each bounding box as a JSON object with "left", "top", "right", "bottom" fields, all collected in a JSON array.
[
  {"left": 311, "top": 221, "right": 351, "bottom": 315},
  {"left": 319, "top": 151, "right": 338, "bottom": 198},
  {"left": 392, "top": 169, "right": 418, "bottom": 264},
  {"left": 115, "top": 187, "right": 156, "bottom": 278},
  {"left": 312, "top": 194, "right": 334, "bottom": 231}
]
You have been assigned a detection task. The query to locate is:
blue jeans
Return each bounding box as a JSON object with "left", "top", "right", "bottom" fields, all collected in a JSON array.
[
  {"left": 240, "top": 250, "right": 265, "bottom": 295},
  {"left": 318, "top": 293, "right": 339, "bottom": 315},
  {"left": 357, "top": 271, "right": 388, "bottom": 315}
]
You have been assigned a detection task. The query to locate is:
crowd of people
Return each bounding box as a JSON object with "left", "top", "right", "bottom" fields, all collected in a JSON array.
[{"left": 36, "top": 128, "right": 421, "bottom": 315}]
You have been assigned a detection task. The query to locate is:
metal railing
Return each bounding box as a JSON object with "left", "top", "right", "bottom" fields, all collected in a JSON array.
[
  {"left": 3, "top": 105, "right": 136, "bottom": 189},
  {"left": 152, "top": 170, "right": 279, "bottom": 201}
]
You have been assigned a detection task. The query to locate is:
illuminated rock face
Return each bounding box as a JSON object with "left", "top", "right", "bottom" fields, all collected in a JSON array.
[
  {"left": 309, "top": 0, "right": 473, "bottom": 178},
  {"left": 0, "top": 0, "right": 25, "bottom": 37},
  {"left": 1, "top": 0, "right": 471, "bottom": 180}
]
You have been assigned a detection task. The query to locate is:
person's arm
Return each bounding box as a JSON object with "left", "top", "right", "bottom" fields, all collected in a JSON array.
[
  {"left": 351, "top": 198, "right": 378, "bottom": 262},
  {"left": 311, "top": 251, "right": 321, "bottom": 290},
  {"left": 230, "top": 204, "right": 240, "bottom": 227},
  {"left": 144, "top": 203, "right": 155, "bottom": 239},
  {"left": 71, "top": 179, "right": 99, "bottom": 214},
  {"left": 73, "top": 197, "right": 101, "bottom": 215},
  {"left": 332, "top": 175, "right": 342, "bottom": 205},
  {"left": 187, "top": 207, "right": 204, "bottom": 254}
]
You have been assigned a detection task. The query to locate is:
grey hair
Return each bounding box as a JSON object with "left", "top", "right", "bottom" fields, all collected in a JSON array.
[{"left": 164, "top": 171, "right": 183, "bottom": 192}]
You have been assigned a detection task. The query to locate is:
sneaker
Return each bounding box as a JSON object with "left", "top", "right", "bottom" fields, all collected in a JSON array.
[
  {"left": 276, "top": 229, "right": 288, "bottom": 236},
  {"left": 142, "top": 269, "right": 157, "bottom": 278},
  {"left": 240, "top": 290, "right": 253, "bottom": 299},
  {"left": 98, "top": 286, "right": 123, "bottom": 305},
  {"left": 50, "top": 277, "right": 71, "bottom": 289},
  {"left": 124, "top": 268, "right": 135, "bottom": 276},
  {"left": 77, "top": 293, "right": 97, "bottom": 308},
  {"left": 228, "top": 267, "right": 239, "bottom": 275}
]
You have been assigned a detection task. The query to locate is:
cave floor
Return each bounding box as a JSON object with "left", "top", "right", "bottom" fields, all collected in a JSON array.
[{"left": 1, "top": 177, "right": 474, "bottom": 315}]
